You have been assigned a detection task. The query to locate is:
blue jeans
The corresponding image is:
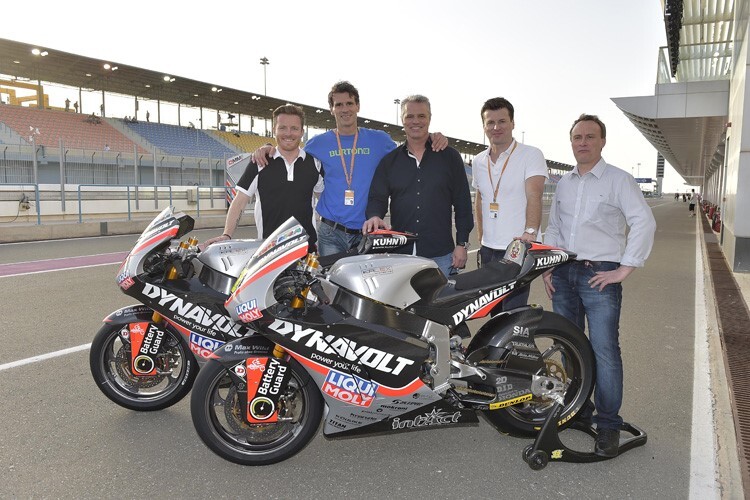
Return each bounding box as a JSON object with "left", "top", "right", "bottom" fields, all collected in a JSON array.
[
  {"left": 316, "top": 219, "right": 362, "bottom": 256},
  {"left": 432, "top": 252, "right": 455, "bottom": 277},
  {"left": 479, "top": 245, "right": 530, "bottom": 312},
  {"left": 551, "top": 260, "right": 623, "bottom": 430}
]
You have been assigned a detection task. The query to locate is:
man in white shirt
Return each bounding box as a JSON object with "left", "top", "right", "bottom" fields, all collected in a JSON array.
[
  {"left": 472, "top": 97, "right": 548, "bottom": 310},
  {"left": 543, "top": 114, "right": 656, "bottom": 458}
]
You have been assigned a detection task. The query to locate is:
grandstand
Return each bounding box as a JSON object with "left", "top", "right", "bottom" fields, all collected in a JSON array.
[
  {"left": 123, "top": 120, "right": 235, "bottom": 157},
  {"left": 0, "top": 105, "right": 147, "bottom": 153}
]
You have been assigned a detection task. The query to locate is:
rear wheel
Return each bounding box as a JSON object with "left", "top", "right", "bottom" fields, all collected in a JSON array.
[
  {"left": 475, "top": 312, "right": 594, "bottom": 436},
  {"left": 190, "top": 357, "right": 323, "bottom": 465},
  {"left": 89, "top": 323, "right": 196, "bottom": 411}
]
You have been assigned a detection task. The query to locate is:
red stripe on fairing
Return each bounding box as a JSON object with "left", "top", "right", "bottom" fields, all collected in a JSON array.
[
  {"left": 287, "top": 349, "right": 427, "bottom": 397},
  {"left": 131, "top": 226, "right": 179, "bottom": 255},
  {"left": 466, "top": 296, "right": 506, "bottom": 320},
  {"left": 529, "top": 242, "right": 559, "bottom": 251},
  {"left": 226, "top": 243, "right": 308, "bottom": 307}
]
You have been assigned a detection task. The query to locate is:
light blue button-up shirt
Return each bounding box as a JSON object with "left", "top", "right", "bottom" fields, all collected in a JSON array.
[{"left": 544, "top": 158, "right": 656, "bottom": 267}]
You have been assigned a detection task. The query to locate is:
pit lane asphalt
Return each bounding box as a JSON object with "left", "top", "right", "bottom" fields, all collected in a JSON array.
[{"left": 0, "top": 201, "right": 700, "bottom": 499}]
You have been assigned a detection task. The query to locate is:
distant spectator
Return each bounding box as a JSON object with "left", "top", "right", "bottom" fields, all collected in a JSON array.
[
  {"left": 100, "top": 103, "right": 105, "bottom": 117},
  {"left": 73, "top": 101, "right": 79, "bottom": 113},
  {"left": 104, "top": 144, "right": 110, "bottom": 151},
  {"left": 65, "top": 98, "right": 70, "bottom": 111},
  {"left": 146, "top": 111, "right": 150, "bottom": 122}
]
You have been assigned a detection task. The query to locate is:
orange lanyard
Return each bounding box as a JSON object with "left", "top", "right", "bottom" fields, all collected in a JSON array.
[
  {"left": 335, "top": 128, "right": 359, "bottom": 189},
  {"left": 487, "top": 141, "right": 517, "bottom": 203}
]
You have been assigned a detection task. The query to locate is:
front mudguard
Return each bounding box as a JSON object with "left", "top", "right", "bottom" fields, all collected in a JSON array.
[
  {"left": 208, "top": 335, "right": 278, "bottom": 366},
  {"left": 102, "top": 304, "right": 156, "bottom": 326}
]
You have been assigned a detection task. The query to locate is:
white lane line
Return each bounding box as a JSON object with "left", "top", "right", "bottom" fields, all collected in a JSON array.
[
  {"left": 0, "top": 261, "right": 121, "bottom": 279},
  {"left": 0, "top": 343, "right": 91, "bottom": 372},
  {"left": 689, "top": 220, "right": 720, "bottom": 499}
]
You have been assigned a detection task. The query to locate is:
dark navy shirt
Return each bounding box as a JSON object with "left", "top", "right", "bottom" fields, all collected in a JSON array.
[{"left": 366, "top": 141, "right": 474, "bottom": 258}]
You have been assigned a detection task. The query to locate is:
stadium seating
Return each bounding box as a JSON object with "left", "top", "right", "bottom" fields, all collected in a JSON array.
[
  {"left": 124, "top": 121, "right": 237, "bottom": 158},
  {"left": 0, "top": 105, "right": 147, "bottom": 153},
  {"left": 212, "top": 130, "right": 277, "bottom": 152}
]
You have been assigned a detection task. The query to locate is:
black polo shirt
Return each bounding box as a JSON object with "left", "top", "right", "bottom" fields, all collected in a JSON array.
[
  {"left": 366, "top": 140, "right": 474, "bottom": 258},
  {"left": 237, "top": 151, "right": 322, "bottom": 244}
]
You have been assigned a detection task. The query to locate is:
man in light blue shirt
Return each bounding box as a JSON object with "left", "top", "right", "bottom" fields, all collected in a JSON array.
[{"left": 543, "top": 114, "right": 656, "bottom": 458}]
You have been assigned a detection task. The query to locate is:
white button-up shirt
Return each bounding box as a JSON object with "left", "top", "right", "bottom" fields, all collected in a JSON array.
[{"left": 544, "top": 158, "right": 656, "bottom": 267}]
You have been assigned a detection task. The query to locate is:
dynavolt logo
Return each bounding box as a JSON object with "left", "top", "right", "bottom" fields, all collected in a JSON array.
[
  {"left": 452, "top": 283, "right": 516, "bottom": 324},
  {"left": 268, "top": 319, "right": 415, "bottom": 375}
]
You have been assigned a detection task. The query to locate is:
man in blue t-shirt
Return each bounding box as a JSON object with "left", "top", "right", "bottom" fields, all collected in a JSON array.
[{"left": 253, "top": 81, "right": 448, "bottom": 256}]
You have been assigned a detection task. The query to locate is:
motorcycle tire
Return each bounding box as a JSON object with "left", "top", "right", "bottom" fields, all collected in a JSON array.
[
  {"left": 191, "top": 357, "right": 323, "bottom": 466},
  {"left": 476, "top": 311, "right": 595, "bottom": 437},
  {"left": 90, "top": 322, "right": 197, "bottom": 411}
]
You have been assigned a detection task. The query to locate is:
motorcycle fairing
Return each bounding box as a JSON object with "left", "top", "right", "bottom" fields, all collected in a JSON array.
[
  {"left": 102, "top": 304, "right": 154, "bottom": 325},
  {"left": 118, "top": 207, "right": 194, "bottom": 282},
  {"left": 128, "top": 322, "right": 166, "bottom": 376},
  {"left": 325, "top": 399, "right": 479, "bottom": 437}
]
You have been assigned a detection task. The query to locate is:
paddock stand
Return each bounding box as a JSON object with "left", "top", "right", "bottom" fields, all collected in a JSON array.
[{"left": 521, "top": 402, "right": 647, "bottom": 470}]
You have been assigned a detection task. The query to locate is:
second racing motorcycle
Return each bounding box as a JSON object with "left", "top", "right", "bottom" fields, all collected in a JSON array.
[{"left": 189, "top": 217, "right": 595, "bottom": 465}]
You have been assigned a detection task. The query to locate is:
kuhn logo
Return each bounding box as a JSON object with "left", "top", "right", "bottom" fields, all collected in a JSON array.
[
  {"left": 372, "top": 235, "right": 408, "bottom": 247},
  {"left": 535, "top": 253, "right": 569, "bottom": 269},
  {"left": 142, "top": 283, "right": 243, "bottom": 337},
  {"left": 322, "top": 369, "right": 378, "bottom": 407},
  {"left": 452, "top": 283, "right": 516, "bottom": 324},
  {"left": 268, "top": 319, "right": 415, "bottom": 375}
]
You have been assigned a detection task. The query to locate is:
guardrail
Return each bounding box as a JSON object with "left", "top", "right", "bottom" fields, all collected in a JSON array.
[
  {"left": 77, "top": 184, "right": 174, "bottom": 223},
  {"left": 1, "top": 183, "right": 41, "bottom": 225},
  {"left": 195, "top": 185, "right": 228, "bottom": 218}
]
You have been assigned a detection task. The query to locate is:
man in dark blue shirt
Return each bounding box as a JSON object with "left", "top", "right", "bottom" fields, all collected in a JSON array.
[{"left": 364, "top": 95, "right": 474, "bottom": 276}]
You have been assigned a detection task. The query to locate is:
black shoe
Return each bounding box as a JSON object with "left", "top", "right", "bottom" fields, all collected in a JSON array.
[{"left": 595, "top": 428, "right": 620, "bottom": 458}]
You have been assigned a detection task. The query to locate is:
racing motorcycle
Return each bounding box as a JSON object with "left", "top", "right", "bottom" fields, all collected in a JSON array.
[
  {"left": 89, "top": 207, "right": 412, "bottom": 411},
  {"left": 189, "top": 217, "right": 595, "bottom": 465}
]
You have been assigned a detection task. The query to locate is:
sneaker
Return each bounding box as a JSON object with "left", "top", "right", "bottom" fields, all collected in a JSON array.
[{"left": 595, "top": 428, "right": 620, "bottom": 458}]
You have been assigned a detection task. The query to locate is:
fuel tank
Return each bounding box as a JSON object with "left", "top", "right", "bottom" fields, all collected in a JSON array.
[
  {"left": 327, "top": 254, "right": 438, "bottom": 309},
  {"left": 197, "top": 239, "right": 262, "bottom": 295}
]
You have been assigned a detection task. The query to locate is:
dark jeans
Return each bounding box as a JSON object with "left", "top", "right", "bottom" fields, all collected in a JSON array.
[
  {"left": 317, "top": 219, "right": 362, "bottom": 256},
  {"left": 478, "top": 245, "right": 530, "bottom": 312},
  {"left": 551, "top": 260, "right": 623, "bottom": 430}
]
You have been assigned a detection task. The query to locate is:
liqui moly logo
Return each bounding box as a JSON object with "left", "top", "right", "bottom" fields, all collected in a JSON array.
[
  {"left": 236, "top": 299, "right": 263, "bottom": 323},
  {"left": 322, "top": 369, "right": 378, "bottom": 407}
]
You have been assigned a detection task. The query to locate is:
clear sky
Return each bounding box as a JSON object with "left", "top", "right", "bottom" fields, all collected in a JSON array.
[{"left": 2, "top": 0, "right": 691, "bottom": 191}]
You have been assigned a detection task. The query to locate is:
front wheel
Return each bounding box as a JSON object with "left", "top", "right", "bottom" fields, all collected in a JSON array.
[
  {"left": 190, "top": 357, "right": 323, "bottom": 465},
  {"left": 89, "top": 322, "right": 197, "bottom": 411},
  {"left": 477, "top": 312, "right": 595, "bottom": 436}
]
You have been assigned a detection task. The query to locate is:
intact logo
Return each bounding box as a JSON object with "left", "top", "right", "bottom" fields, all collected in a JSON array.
[
  {"left": 371, "top": 235, "right": 408, "bottom": 248},
  {"left": 236, "top": 299, "right": 263, "bottom": 323},
  {"left": 452, "top": 283, "right": 516, "bottom": 324},
  {"left": 391, "top": 408, "right": 461, "bottom": 430},
  {"left": 189, "top": 332, "right": 225, "bottom": 358},
  {"left": 534, "top": 252, "right": 569, "bottom": 270},
  {"left": 268, "top": 319, "right": 415, "bottom": 376},
  {"left": 322, "top": 369, "right": 378, "bottom": 407}
]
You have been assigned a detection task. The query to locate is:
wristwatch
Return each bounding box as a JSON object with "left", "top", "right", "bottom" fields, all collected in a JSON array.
[
  {"left": 457, "top": 242, "right": 470, "bottom": 249},
  {"left": 524, "top": 228, "right": 537, "bottom": 235}
]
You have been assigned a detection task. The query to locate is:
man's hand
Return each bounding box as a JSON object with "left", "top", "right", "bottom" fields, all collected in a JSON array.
[
  {"left": 430, "top": 132, "right": 449, "bottom": 151},
  {"left": 519, "top": 232, "right": 536, "bottom": 243},
  {"left": 588, "top": 265, "right": 634, "bottom": 291},
  {"left": 252, "top": 145, "right": 275, "bottom": 167},
  {"left": 452, "top": 245, "right": 468, "bottom": 269},
  {"left": 203, "top": 233, "right": 230, "bottom": 248},
  {"left": 362, "top": 216, "right": 390, "bottom": 234},
  {"left": 542, "top": 271, "right": 555, "bottom": 299}
]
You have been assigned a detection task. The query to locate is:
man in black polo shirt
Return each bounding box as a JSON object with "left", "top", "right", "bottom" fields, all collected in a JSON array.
[
  {"left": 205, "top": 104, "right": 322, "bottom": 249},
  {"left": 363, "top": 95, "right": 473, "bottom": 276}
]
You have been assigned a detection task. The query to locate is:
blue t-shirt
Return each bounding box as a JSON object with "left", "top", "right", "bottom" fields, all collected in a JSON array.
[{"left": 305, "top": 128, "right": 396, "bottom": 229}]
